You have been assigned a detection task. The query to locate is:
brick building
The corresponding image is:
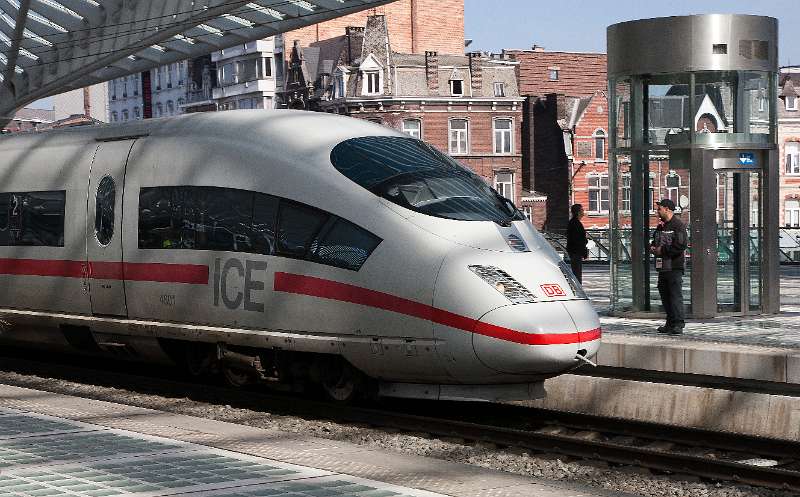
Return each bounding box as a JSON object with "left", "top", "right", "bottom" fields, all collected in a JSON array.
[
  {"left": 505, "top": 48, "right": 608, "bottom": 230},
  {"left": 287, "top": 0, "right": 464, "bottom": 56},
  {"left": 1, "top": 108, "right": 54, "bottom": 133},
  {"left": 779, "top": 68, "right": 800, "bottom": 230},
  {"left": 279, "top": 15, "right": 543, "bottom": 226}
]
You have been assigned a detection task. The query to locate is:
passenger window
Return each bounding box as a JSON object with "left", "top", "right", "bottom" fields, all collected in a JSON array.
[
  {"left": 253, "top": 193, "right": 279, "bottom": 255},
  {"left": 95, "top": 176, "right": 115, "bottom": 245},
  {"left": 310, "top": 219, "right": 381, "bottom": 271},
  {"left": 0, "top": 190, "right": 65, "bottom": 247},
  {"left": 194, "top": 187, "right": 254, "bottom": 253},
  {"left": 139, "top": 187, "right": 180, "bottom": 249},
  {"left": 277, "top": 201, "right": 329, "bottom": 258}
]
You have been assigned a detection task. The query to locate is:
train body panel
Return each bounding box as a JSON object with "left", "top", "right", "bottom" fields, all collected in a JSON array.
[{"left": 0, "top": 110, "right": 600, "bottom": 401}]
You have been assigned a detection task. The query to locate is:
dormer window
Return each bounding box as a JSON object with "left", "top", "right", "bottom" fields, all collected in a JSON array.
[
  {"left": 450, "top": 79, "right": 464, "bottom": 97},
  {"left": 493, "top": 82, "right": 505, "bottom": 97},
  {"left": 363, "top": 71, "right": 381, "bottom": 95},
  {"left": 787, "top": 95, "right": 798, "bottom": 111}
]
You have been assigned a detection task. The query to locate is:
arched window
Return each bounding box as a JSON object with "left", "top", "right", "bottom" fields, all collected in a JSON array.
[
  {"left": 111, "top": 111, "right": 118, "bottom": 122},
  {"left": 594, "top": 129, "right": 606, "bottom": 160},
  {"left": 402, "top": 119, "right": 421, "bottom": 139}
]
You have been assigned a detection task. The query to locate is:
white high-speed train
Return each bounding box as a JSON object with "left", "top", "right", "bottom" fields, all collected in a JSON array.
[{"left": 0, "top": 110, "right": 599, "bottom": 402}]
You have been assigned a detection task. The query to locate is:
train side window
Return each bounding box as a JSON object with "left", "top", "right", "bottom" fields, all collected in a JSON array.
[
  {"left": 195, "top": 187, "right": 254, "bottom": 253},
  {"left": 0, "top": 191, "right": 65, "bottom": 247},
  {"left": 310, "top": 218, "right": 381, "bottom": 271},
  {"left": 253, "top": 193, "right": 279, "bottom": 255},
  {"left": 139, "top": 187, "right": 184, "bottom": 249},
  {"left": 277, "top": 200, "right": 329, "bottom": 258},
  {"left": 95, "top": 176, "right": 115, "bottom": 245}
]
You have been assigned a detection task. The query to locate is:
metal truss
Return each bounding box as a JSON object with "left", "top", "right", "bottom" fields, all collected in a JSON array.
[{"left": 0, "top": 0, "right": 394, "bottom": 125}]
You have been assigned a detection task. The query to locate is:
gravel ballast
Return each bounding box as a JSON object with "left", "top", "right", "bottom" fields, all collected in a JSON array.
[{"left": 0, "top": 369, "right": 794, "bottom": 497}]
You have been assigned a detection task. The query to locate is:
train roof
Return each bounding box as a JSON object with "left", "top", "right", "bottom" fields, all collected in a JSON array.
[{"left": 0, "top": 110, "right": 405, "bottom": 155}]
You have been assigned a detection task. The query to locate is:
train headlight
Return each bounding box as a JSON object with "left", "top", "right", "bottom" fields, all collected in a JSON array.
[
  {"left": 469, "top": 265, "right": 536, "bottom": 304},
  {"left": 558, "top": 261, "right": 588, "bottom": 299}
]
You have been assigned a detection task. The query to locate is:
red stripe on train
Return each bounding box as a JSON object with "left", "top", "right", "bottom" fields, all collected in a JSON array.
[
  {"left": 274, "top": 272, "right": 601, "bottom": 346},
  {"left": 0, "top": 258, "right": 208, "bottom": 284}
]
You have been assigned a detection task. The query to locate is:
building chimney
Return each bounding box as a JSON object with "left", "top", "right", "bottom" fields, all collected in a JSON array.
[
  {"left": 468, "top": 52, "right": 482, "bottom": 94},
  {"left": 83, "top": 87, "right": 91, "bottom": 117},
  {"left": 425, "top": 51, "right": 439, "bottom": 93},
  {"left": 531, "top": 44, "right": 545, "bottom": 52}
]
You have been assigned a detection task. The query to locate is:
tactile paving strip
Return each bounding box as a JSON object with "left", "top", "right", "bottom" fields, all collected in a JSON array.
[{"left": 0, "top": 410, "right": 446, "bottom": 497}]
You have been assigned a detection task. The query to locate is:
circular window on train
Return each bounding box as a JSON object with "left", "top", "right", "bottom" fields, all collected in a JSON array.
[{"left": 95, "top": 176, "right": 115, "bottom": 245}]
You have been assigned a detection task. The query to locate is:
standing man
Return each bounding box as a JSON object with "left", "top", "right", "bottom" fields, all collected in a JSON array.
[
  {"left": 651, "top": 199, "right": 688, "bottom": 335},
  {"left": 566, "top": 203, "right": 588, "bottom": 283}
]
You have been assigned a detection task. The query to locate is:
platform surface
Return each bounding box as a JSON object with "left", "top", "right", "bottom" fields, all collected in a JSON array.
[
  {"left": 0, "top": 384, "right": 627, "bottom": 497},
  {"left": 580, "top": 265, "right": 800, "bottom": 383}
]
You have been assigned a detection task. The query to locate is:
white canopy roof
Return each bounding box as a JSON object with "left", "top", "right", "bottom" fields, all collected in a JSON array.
[{"left": 0, "top": 0, "right": 393, "bottom": 123}]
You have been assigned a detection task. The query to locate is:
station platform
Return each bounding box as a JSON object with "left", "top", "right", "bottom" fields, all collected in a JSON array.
[
  {"left": 529, "top": 265, "right": 800, "bottom": 441},
  {"left": 0, "top": 383, "right": 626, "bottom": 497}
]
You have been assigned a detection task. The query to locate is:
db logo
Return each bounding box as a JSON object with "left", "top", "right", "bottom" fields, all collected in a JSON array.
[{"left": 540, "top": 284, "right": 566, "bottom": 297}]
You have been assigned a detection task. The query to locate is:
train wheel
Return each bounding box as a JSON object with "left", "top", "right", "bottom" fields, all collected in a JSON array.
[
  {"left": 221, "top": 366, "right": 252, "bottom": 387},
  {"left": 320, "top": 359, "right": 362, "bottom": 402}
]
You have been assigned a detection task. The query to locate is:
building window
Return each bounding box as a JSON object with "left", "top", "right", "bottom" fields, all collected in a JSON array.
[
  {"left": 167, "top": 100, "right": 175, "bottom": 115},
  {"left": 262, "top": 57, "right": 272, "bottom": 77},
  {"left": 362, "top": 71, "right": 381, "bottom": 95},
  {"left": 122, "top": 109, "right": 129, "bottom": 121},
  {"left": 621, "top": 174, "right": 631, "bottom": 212},
  {"left": 133, "top": 107, "right": 140, "bottom": 119},
  {"left": 594, "top": 129, "right": 606, "bottom": 160},
  {"left": 402, "top": 119, "right": 421, "bottom": 139},
  {"left": 522, "top": 206, "right": 532, "bottom": 220},
  {"left": 493, "top": 82, "right": 505, "bottom": 97},
  {"left": 156, "top": 103, "right": 163, "bottom": 117},
  {"left": 588, "top": 174, "right": 609, "bottom": 214},
  {"left": 787, "top": 95, "right": 798, "bottom": 111},
  {"left": 548, "top": 68, "right": 559, "bottom": 81},
  {"left": 133, "top": 75, "right": 139, "bottom": 96},
  {"left": 786, "top": 142, "right": 800, "bottom": 174},
  {"left": 449, "top": 119, "right": 469, "bottom": 154},
  {"left": 220, "top": 63, "right": 235, "bottom": 85},
  {"left": 111, "top": 111, "right": 118, "bottom": 122},
  {"left": 122, "top": 77, "right": 128, "bottom": 98},
  {"left": 786, "top": 200, "right": 800, "bottom": 227},
  {"left": 111, "top": 80, "right": 117, "bottom": 100},
  {"left": 450, "top": 79, "right": 464, "bottom": 96},
  {"left": 665, "top": 171, "right": 680, "bottom": 203},
  {"left": 156, "top": 67, "right": 162, "bottom": 90},
  {"left": 493, "top": 118, "right": 513, "bottom": 154},
  {"left": 238, "top": 58, "right": 258, "bottom": 82},
  {"left": 494, "top": 172, "right": 514, "bottom": 202},
  {"left": 177, "top": 98, "right": 185, "bottom": 108}
]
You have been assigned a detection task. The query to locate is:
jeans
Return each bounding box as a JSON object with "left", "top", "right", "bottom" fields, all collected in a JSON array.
[
  {"left": 657, "top": 270, "right": 685, "bottom": 328},
  {"left": 568, "top": 253, "right": 583, "bottom": 284}
]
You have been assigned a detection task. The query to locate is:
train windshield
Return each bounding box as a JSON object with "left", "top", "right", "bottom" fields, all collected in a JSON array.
[{"left": 331, "top": 136, "right": 525, "bottom": 224}]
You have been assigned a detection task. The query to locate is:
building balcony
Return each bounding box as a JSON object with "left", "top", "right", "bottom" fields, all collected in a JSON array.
[{"left": 213, "top": 79, "right": 276, "bottom": 100}]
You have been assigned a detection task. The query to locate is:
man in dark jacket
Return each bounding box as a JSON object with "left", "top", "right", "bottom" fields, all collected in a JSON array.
[
  {"left": 650, "top": 199, "right": 688, "bottom": 335},
  {"left": 566, "top": 203, "right": 588, "bottom": 283}
]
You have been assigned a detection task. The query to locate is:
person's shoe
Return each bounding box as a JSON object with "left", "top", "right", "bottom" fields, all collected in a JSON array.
[
  {"left": 657, "top": 325, "right": 670, "bottom": 334},
  {"left": 668, "top": 326, "right": 684, "bottom": 335}
]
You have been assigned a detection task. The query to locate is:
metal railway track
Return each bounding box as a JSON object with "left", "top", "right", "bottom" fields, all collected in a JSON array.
[{"left": 0, "top": 351, "right": 798, "bottom": 492}]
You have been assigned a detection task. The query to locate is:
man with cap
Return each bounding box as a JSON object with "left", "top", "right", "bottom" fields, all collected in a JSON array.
[{"left": 650, "top": 198, "right": 688, "bottom": 334}]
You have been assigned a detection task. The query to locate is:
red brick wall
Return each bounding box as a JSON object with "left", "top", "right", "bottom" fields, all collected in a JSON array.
[
  {"left": 348, "top": 101, "right": 524, "bottom": 206},
  {"left": 508, "top": 51, "right": 607, "bottom": 97},
  {"left": 287, "top": 0, "right": 464, "bottom": 54}
]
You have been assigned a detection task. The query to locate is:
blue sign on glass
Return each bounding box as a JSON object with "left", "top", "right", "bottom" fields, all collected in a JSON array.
[{"left": 739, "top": 152, "right": 756, "bottom": 166}]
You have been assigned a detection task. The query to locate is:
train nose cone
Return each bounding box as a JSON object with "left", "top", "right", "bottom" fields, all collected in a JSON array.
[{"left": 472, "top": 301, "right": 600, "bottom": 374}]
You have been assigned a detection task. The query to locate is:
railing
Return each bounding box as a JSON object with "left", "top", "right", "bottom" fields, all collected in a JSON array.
[{"left": 542, "top": 227, "right": 800, "bottom": 264}]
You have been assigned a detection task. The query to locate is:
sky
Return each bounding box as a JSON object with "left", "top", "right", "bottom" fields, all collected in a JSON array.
[
  {"left": 464, "top": 0, "right": 798, "bottom": 63},
  {"left": 27, "top": 0, "right": 799, "bottom": 110}
]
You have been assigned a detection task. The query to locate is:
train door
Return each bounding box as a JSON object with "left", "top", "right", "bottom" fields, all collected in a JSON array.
[{"left": 87, "top": 139, "right": 136, "bottom": 316}]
